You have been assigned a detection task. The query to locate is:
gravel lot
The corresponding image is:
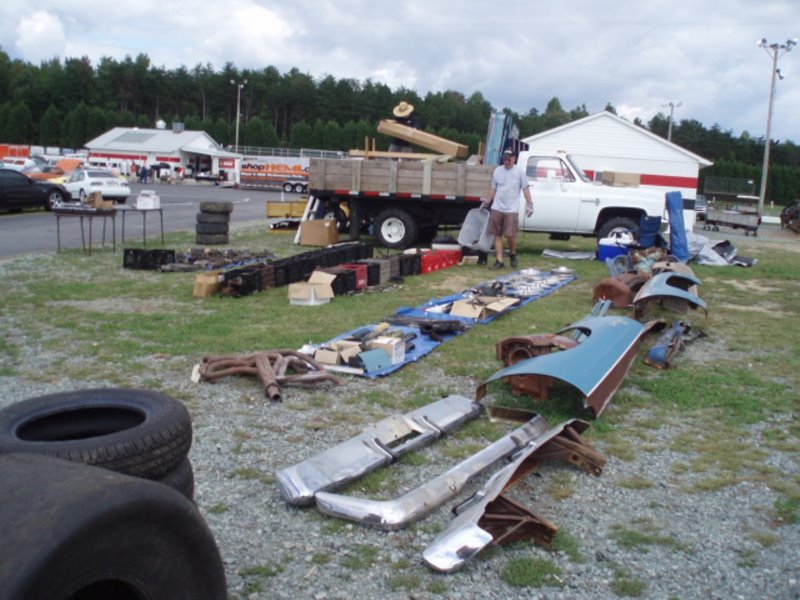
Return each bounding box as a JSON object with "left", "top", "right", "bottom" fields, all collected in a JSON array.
[{"left": 1, "top": 225, "right": 798, "bottom": 599}]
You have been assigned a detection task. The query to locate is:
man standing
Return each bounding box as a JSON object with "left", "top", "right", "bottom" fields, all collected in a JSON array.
[{"left": 485, "top": 149, "right": 533, "bottom": 269}]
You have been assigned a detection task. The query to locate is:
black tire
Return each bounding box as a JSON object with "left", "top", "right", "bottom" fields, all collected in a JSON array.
[
  {"left": 293, "top": 183, "right": 305, "bottom": 193},
  {"left": 196, "top": 222, "right": 230, "bottom": 235},
  {"left": 0, "top": 388, "right": 192, "bottom": 480},
  {"left": 597, "top": 216, "right": 639, "bottom": 240},
  {"left": 282, "top": 182, "right": 293, "bottom": 193},
  {"left": 375, "top": 208, "right": 418, "bottom": 248},
  {"left": 157, "top": 456, "right": 195, "bottom": 500},
  {"left": 0, "top": 453, "right": 227, "bottom": 600},
  {"left": 116, "top": 196, "right": 128, "bottom": 205},
  {"left": 196, "top": 233, "right": 229, "bottom": 245},
  {"left": 199, "top": 201, "right": 233, "bottom": 214},
  {"left": 196, "top": 211, "right": 231, "bottom": 224}
]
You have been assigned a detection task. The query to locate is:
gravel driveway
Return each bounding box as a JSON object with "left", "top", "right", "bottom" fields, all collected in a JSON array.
[{"left": 1, "top": 224, "right": 798, "bottom": 599}]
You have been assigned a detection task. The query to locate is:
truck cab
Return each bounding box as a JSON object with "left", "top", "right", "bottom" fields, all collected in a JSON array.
[{"left": 515, "top": 151, "right": 667, "bottom": 240}]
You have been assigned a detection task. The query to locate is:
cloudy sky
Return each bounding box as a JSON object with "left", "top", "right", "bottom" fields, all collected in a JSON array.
[{"left": 3, "top": 0, "right": 799, "bottom": 143}]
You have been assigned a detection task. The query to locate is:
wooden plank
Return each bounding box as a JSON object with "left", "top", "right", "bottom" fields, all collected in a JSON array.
[
  {"left": 348, "top": 149, "right": 443, "bottom": 160},
  {"left": 377, "top": 120, "right": 469, "bottom": 158}
]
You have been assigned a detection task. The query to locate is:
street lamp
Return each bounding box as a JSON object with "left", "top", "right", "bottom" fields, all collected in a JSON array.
[
  {"left": 230, "top": 78, "right": 248, "bottom": 153},
  {"left": 661, "top": 101, "right": 681, "bottom": 142},
  {"left": 756, "top": 37, "right": 796, "bottom": 215}
]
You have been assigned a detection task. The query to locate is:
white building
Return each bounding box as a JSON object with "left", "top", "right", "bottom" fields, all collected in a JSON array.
[
  {"left": 522, "top": 111, "right": 713, "bottom": 229},
  {"left": 85, "top": 125, "right": 239, "bottom": 180}
]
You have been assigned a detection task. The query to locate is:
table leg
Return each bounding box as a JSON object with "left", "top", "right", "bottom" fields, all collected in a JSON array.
[
  {"left": 80, "top": 216, "right": 87, "bottom": 251},
  {"left": 121, "top": 210, "right": 126, "bottom": 244},
  {"left": 142, "top": 211, "right": 147, "bottom": 247},
  {"left": 88, "top": 217, "right": 94, "bottom": 256},
  {"left": 112, "top": 214, "right": 116, "bottom": 252},
  {"left": 159, "top": 209, "right": 165, "bottom": 246},
  {"left": 56, "top": 215, "right": 62, "bottom": 252}
]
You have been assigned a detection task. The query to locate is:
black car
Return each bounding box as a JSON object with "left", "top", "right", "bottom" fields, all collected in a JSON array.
[{"left": 0, "top": 168, "right": 71, "bottom": 211}]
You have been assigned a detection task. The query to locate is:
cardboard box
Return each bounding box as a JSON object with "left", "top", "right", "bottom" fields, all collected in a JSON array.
[
  {"left": 135, "top": 191, "right": 160, "bottom": 209},
  {"left": 288, "top": 270, "right": 337, "bottom": 305},
  {"left": 450, "top": 296, "right": 520, "bottom": 320},
  {"left": 601, "top": 171, "right": 640, "bottom": 188},
  {"left": 299, "top": 219, "right": 339, "bottom": 246},
  {"left": 368, "top": 336, "right": 405, "bottom": 365},
  {"left": 314, "top": 348, "right": 340, "bottom": 365},
  {"left": 193, "top": 270, "right": 223, "bottom": 298}
]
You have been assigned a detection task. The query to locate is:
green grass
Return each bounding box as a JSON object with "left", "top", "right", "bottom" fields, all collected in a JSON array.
[
  {"left": 501, "top": 556, "right": 564, "bottom": 587},
  {"left": 610, "top": 519, "right": 691, "bottom": 554}
]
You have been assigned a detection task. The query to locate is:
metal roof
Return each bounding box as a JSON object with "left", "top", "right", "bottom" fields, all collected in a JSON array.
[
  {"left": 85, "top": 127, "right": 223, "bottom": 154},
  {"left": 522, "top": 112, "right": 713, "bottom": 167}
]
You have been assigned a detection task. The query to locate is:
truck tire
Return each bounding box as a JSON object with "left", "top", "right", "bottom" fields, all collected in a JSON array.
[
  {"left": 196, "top": 222, "right": 230, "bottom": 235},
  {"left": 0, "top": 453, "right": 227, "bottom": 600},
  {"left": 0, "top": 388, "right": 192, "bottom": 480},
  {"left": 199, "top": 201, "right": 233, "bottom": 214},
  {"left": 282, "top": 182, "right": 294, "bottom": 193},
  {"left": 196, "top": 212, "right": 230, "bottom": 224},
  {"left": 375, "top": 208, "right": 418, "bottom": 249},
  {"left": 157, "top": 457, "right": 195, "bottom": 500},
  {"left": 598, "top": 216, "right": 639, "bottom": 240},
  {"left": 196, "top": 233, "right": 229, "bottom": 245}
]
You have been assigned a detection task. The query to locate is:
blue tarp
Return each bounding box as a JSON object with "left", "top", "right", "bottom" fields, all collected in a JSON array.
[
  {"left": 666, "top": 191, "right": 689, "bottom": 262},
  {"left": 316, "top": 271, "right": 577, "bottom": 378}
]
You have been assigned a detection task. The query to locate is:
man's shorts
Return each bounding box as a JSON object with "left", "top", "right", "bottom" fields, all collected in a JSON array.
[{"left": 488, "top": 210, "right": 519, "bottom": 238}]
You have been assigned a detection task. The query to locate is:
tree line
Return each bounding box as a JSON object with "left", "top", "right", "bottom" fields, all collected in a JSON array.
[{"left": 1, "top": 50, "right": 798, "bottom": 204}]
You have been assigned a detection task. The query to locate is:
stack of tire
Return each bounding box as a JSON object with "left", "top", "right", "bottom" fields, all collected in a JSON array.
[
  {"left": 0, "top": 388, "right": 196, "bottom": 500},
  {"left": 197, "top": 201, "right": 233, "bottom": 245},
  {"left": 0, "top": 388, "right": 228, "bottom": 598}
]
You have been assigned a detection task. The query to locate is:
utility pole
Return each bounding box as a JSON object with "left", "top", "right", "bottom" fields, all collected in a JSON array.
[
  {"left": 757, "top": 37, "right": 796, "bottom": 215},
  {"left": 230, "top": 78, "right": 248, "bottom": 153},
  {"left": 661, "top": 101, "right": 681, "bottom": 142}
]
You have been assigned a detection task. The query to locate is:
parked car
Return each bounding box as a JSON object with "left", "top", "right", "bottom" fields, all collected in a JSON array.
[
  {"left": 0, "top": 168, "right": 71, "bottom": 211},
  {"left": 1, "top": 157, "right": 36, "bottom": 172},
  {"left": 22, "top": 165, "right": 67, "bottom": 181},
  {"left": 63, "top": 169, "right": 131, "bottom": 203},
  {"left": 695, "top": 194, "right": 708, "bottom": 221}
]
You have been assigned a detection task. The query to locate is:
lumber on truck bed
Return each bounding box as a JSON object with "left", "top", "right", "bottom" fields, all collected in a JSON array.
[{"left": 376, "top": 120, "right": 469, "bottom": 158}]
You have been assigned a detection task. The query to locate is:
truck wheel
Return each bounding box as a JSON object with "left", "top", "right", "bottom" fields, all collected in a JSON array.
[
  {"left": 0, "top": 388, "right": 192, "bottom": 480},
  {"left": 375, "top": 209, "right": 418, "bottom": 248},
  {"left": 283, "top": 182, "right": 294, "bottom": 193},
  {"left": 598, "top": 216, "right": 638, "bottom": 240},
  {"left": 294, "top": 183, "right": 305, "bottom": 194},
  {"left": 0, "top": 453, "right": 227, "bottom": 600}
]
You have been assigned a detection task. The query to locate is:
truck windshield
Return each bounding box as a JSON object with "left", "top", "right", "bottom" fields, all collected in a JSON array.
[{"left": 565, "top": 155, "right": 591, "bottom": 182}]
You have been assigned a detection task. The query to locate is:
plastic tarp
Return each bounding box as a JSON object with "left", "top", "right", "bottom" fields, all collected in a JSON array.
[
  {"left": 315, "top": 271, "right": 577, "bottom": 378},
  {"left": 666, "top": 191, "right": 689, "bottom": 262}
]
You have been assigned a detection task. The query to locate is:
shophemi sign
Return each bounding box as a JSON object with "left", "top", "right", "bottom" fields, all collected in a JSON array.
[{"left": 240, "top": 156, "right": 309, "bottom": 188}]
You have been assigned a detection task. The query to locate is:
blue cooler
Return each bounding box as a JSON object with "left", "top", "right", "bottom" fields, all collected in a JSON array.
[
  {"left": 597, "top": 231, "right": 633, "bottom": 261},
  {"left": 597, "top": 241, "right": 631, "bottom": 261}
]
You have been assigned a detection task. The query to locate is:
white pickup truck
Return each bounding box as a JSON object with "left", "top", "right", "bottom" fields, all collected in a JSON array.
[{"left": 309, "top": 151, "right": 666, "bottom": 248}]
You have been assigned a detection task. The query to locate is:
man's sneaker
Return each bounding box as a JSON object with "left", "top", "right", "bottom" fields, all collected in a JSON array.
[
  {"left": 492, "top": 260, "right": 505, "bottom": 269},
  {"left": 509, "top": 253, "right": 518, "bottom": 268}
]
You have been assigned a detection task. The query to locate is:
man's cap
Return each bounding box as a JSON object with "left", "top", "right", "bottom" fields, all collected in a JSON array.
[
  {"left": 393, "top": 101, "right": 415, "bottom": 118},
  {"left": 502, "top": 149, "right": 514, "bottom": 157}
]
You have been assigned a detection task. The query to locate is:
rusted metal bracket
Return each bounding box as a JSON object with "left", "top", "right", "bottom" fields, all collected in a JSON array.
[
  {"left": 200, "top": 350, "right": 343, "bottom": 401},
  {"left": 478, "top": 494, "right": 558, "bottom": 547}
]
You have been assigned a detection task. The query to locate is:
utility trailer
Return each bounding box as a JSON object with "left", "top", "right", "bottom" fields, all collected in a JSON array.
[{"left": 702, "top": 195, "right": 761, "bottom": 236}]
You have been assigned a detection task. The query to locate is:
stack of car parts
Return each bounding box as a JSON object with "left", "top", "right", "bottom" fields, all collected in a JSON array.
[{"left": 276, "top": 398, "right": 605, "bottom": 572}]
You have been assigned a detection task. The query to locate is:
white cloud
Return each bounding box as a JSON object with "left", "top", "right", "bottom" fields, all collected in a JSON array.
[{"left": 14, "top": 10, "right": 65, "bottom": 64}]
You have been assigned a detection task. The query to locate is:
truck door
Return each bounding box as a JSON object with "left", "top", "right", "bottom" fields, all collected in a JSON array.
[{"left": 519, "top": 156, "right": 581, "bottom": 232}]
